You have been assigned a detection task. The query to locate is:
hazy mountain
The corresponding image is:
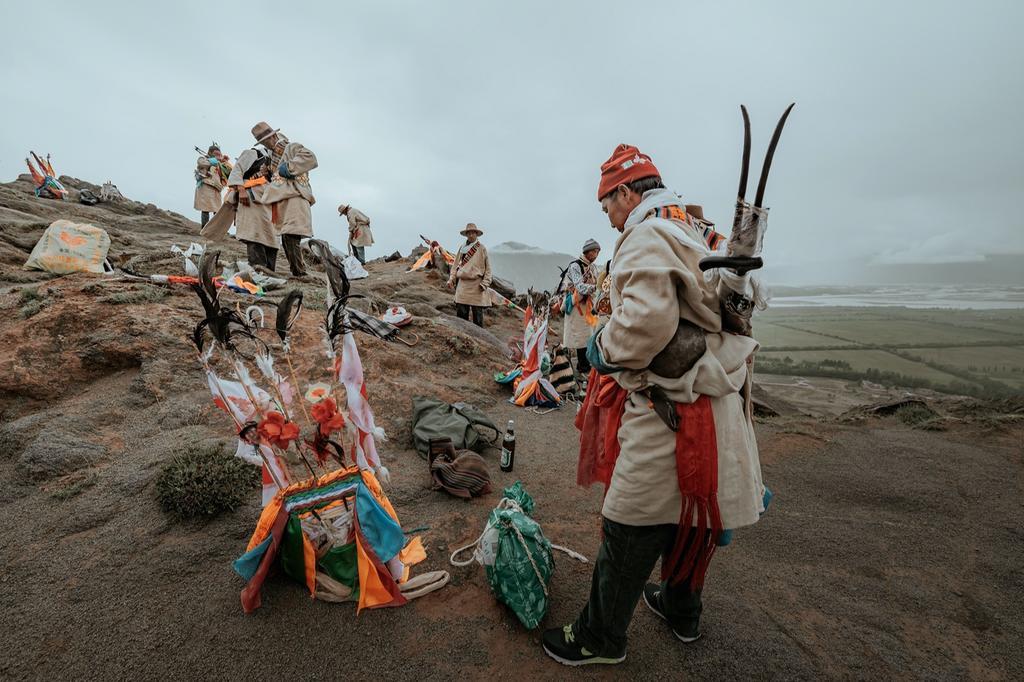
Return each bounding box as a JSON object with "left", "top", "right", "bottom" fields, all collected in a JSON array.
[{"left": 489, "top": 241, "right": 575, "bottom": 292}]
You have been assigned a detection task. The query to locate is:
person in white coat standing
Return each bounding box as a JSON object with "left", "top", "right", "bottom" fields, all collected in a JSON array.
[{"left": 543, "top": 144, "right": 768, "bottom": 667}]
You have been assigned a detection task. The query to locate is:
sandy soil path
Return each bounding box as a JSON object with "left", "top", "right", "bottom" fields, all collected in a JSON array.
[{"left": 2, "top": 400, "right": 1021, "bottom": 680}]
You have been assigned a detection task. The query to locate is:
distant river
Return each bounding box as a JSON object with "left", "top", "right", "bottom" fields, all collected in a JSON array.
[{"left": 770, "top": 286, "right": 1024, "bottom": 310}]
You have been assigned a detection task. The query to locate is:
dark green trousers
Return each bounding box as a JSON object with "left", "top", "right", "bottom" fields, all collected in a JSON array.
[
  {"left": 573, "top": 517, "right": 705, "bottom": 657},
  {"left": 281, "top": 234, "right": 307, "bottom": 276}
]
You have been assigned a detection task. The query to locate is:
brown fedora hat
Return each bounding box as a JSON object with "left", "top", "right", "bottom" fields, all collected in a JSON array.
[
  {"left": 685, "top": 204, "right": 713, "bottom": 226},
  {"left": 251, "top": 121, "right": 281, "bottom": 144},
  {"left": 460, "top": 222, "right": 483, "bottom": 236}
]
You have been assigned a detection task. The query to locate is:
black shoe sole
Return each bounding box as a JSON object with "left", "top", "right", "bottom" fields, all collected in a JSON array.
[{"left": 542, "top": 643, "right": 626, "bottom": 666}]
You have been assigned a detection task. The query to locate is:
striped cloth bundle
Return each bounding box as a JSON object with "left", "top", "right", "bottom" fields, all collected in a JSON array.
[
  {"left": 429, "top": 438, "right": 492, "bottom": 499},
  {"left": 549, "top": 345, "right": 576, "bottom": 395}
]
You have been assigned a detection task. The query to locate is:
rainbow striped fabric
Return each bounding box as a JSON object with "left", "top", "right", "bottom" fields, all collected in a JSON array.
[{"left": 649, "top": 205, "right": 726, "bottom": 251}]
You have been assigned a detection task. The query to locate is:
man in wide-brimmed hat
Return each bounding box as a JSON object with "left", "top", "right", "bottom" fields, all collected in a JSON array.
[
  {"left": 251, "top": 121, "right": 318, "bottom": 278},
  {"left": 339, "top": 204, "right": 373, "bottom": 265},
  {"left": 542, "top": 144, "right": 768, "bottom": 667},
  {"left": 194, "top": 143, "right": 228, "bottom": 228},
  {"left": 560, "top": 237, "right": 602, "bottom": 383},
  {"left": 446, "top": 223, "right": 492, "bottom": 327}
]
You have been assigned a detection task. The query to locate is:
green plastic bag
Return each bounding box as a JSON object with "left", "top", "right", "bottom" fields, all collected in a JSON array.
[{"left": 484, "top": 483, "right": 554, "bottom": 629}]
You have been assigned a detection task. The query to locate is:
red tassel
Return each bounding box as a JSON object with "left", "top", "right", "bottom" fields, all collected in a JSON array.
[{"left": 662, "top": 396, "right": 723, "bottom": 589}]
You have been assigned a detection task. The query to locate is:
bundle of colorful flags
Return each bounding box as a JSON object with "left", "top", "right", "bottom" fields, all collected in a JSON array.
[
  {"left": 495, "top": 298, "right": 560, "bottom": 408},
  {"left": 189, "top": 250, "right": 432, "bottom": 613},
  {"left": 233, "top": 466, "right": 426, "bottom": 613},
  {"left": 558, "top": 288, "right": 599, "bottom": 327},
  {"left": 488, "top": 287, "right": 525, "bottom": 313},
  {"left": 25, "top": 151, "right": 67, "bottom": 200},
  {"left": 407, "top": 235, "right": 455, "bottom": 272}
]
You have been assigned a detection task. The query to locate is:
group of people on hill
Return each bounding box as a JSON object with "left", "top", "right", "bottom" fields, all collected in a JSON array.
[
  {"left": 192, "top": 122, "right": 376, "bottom": 279},
  {"left": 195, "top": 128, "right": 768, "bottom": 670},
  {"left": 191, "top": 122, "right": 502, "bottom": 332}
]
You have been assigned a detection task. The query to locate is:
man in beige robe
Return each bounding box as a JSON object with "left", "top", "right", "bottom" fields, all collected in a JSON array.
[
  {"left": 340, "top": 204, "right": 373, "bottom": 265},
  {"left": 250, "top": 121, "right": 318, "bottom": 277},
  {"left": 560, "top": 238, "right": 601, "bottom": 380},
  {"left": 225, "top": 148, "right": 277, "bottom": 271},
  {"left": 194, "top": 144, "right": 227, "bottom": 227},
  {"left": 446, "top": 223, "right": 492, "bottom": 327},
  {"left": 543, "top": 145, "right": 767, "bottom": 667}
]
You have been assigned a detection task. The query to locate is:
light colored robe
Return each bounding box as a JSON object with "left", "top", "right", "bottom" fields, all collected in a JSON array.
[
  {"left": 260, "top": 142, "right": 318, "bottom": 237},
  {"left": 347, "top": 208, "right": 374, "bottom": 247},
  {"left": 448, "top": 241, "right": 492, "bottom": 307},
  {"left": 193, "top": 156, "right": 224, "bottom": 212},
  {"left": 562, "top": 256, "right": 599, "bottom": 349},
  {"left": 596, "top": 188, "right": 765, "bottom": 529},
  {"left": 226, "top": 149, "right": 276, "bottom": 249}
]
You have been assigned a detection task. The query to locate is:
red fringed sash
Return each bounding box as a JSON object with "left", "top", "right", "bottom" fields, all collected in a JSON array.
[
  {"left": 575, "top": 369, "right": 628, "bottom": 489},
  {"left": 661, "top": 395, "right": 722, "bottom": 590},
  {"left": 576, "top": 377, "right": 722, "bottom": 589}
]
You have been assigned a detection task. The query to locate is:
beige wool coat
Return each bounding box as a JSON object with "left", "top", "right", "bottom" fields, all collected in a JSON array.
[
  {"left": 448, "top": 241, "right": 492, "bottom": 307},
  {"left": 231, "top": 186, "right": 276, "bottom": 249},
  {"left": 347, "top": 208, "right": 374, "bottom": 247},
  {"left": 193, "top": 156, "right": 224, "bottom": 212},
  {"left": 224, "top": 150, "right": 277, "bottom": 249},
  {"left": 260, "top": 142, "right": 318, "bottom": 237},
  {"left": 562, "top": 257, "right": 599, "bottom": 349},
  {"left": 596, "top": 188, "right": 766, "bottom": 529}
]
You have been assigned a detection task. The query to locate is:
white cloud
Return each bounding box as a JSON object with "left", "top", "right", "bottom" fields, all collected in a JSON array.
[{"left": 1, "top": 1, "right": 1022, "bottom": 283}]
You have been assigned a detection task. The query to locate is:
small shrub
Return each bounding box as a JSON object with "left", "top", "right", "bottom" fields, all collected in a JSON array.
[
  {"left": 20, "top": 300, "right": 44, "bottom": 318},
  {"left": 19, "top": 287, "right": 41, "bottom": 304},
  {"left": 100, "top": 287, "right": 169, "bottom": 305},
  {"left": 895, "top": 402, "right": 938, "bottom": 426},
  {"left": 156, "top": 443, "right": 259, "bottom": 518},
  {"left": 445, "top": 335, "right": 477, "bottom": 356}
]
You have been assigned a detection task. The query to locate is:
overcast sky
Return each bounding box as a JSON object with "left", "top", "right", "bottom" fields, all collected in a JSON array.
[{"left": 1, "top": 1, "right": 1021, "bottom": 284}]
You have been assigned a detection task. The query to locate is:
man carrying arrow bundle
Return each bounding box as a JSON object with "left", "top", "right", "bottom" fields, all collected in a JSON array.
[
  {"left": 545, "top": 105, "right": 792, "bottom": 667},
  {"left": 194, "top": 143, "right": 230, "bottom": 227}
]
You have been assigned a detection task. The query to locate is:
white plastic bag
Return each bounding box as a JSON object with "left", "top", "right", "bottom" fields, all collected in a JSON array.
[{"left": 343, "top": 254, "right": 368, "bottom": 280}]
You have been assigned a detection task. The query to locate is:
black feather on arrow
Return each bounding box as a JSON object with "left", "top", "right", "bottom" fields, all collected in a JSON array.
[
  {"left": 275, "top": 289, "right": 304, "bottom": 344},
  {"left": 198, "top": 249, "right": 221, "bottom": 304},
  {"left": 307, "top": 239, "right": 350, "bottom": 301},
  {"left": 189, "top": 250, "right": 268, "bottom": 358}
]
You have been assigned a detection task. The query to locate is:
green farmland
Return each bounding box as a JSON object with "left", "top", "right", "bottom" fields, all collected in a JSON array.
[{"left": 753, "top": 307, "right": 1024, "bottom": 396}]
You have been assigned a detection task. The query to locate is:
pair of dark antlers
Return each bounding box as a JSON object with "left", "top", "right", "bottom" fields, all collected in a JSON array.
[{"left": 699, "top": 103, "right": 795, "bottom": 275}]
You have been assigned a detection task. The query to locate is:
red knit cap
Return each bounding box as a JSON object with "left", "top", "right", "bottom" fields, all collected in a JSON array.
[{"left": 597, "top": 144, "right": 660, "bottom": 200}]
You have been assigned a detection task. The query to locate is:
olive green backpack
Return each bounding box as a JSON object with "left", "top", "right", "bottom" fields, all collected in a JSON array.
[{"left": 411, "top": 397, "right": 500, "bottom": 459}]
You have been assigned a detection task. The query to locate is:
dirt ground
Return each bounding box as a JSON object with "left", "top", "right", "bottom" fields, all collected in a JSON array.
[{"left": 1, "top": 178, "right": 1022, "bottom": 680}]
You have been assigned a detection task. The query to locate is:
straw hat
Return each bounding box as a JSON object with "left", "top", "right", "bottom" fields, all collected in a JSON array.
[
  {"left": 251, "top": 121, "right": 281, "bottom": 145},
  {"left": 338, "top": 204, "right": 350, "bottom": 215},
  {"left": 460, "top": 222, "right": 483, "bottom": 236}
]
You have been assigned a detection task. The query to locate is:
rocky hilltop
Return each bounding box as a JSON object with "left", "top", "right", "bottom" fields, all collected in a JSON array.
[{"left": 0, "top": 175, "right": 1021, "bottom": 679}]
